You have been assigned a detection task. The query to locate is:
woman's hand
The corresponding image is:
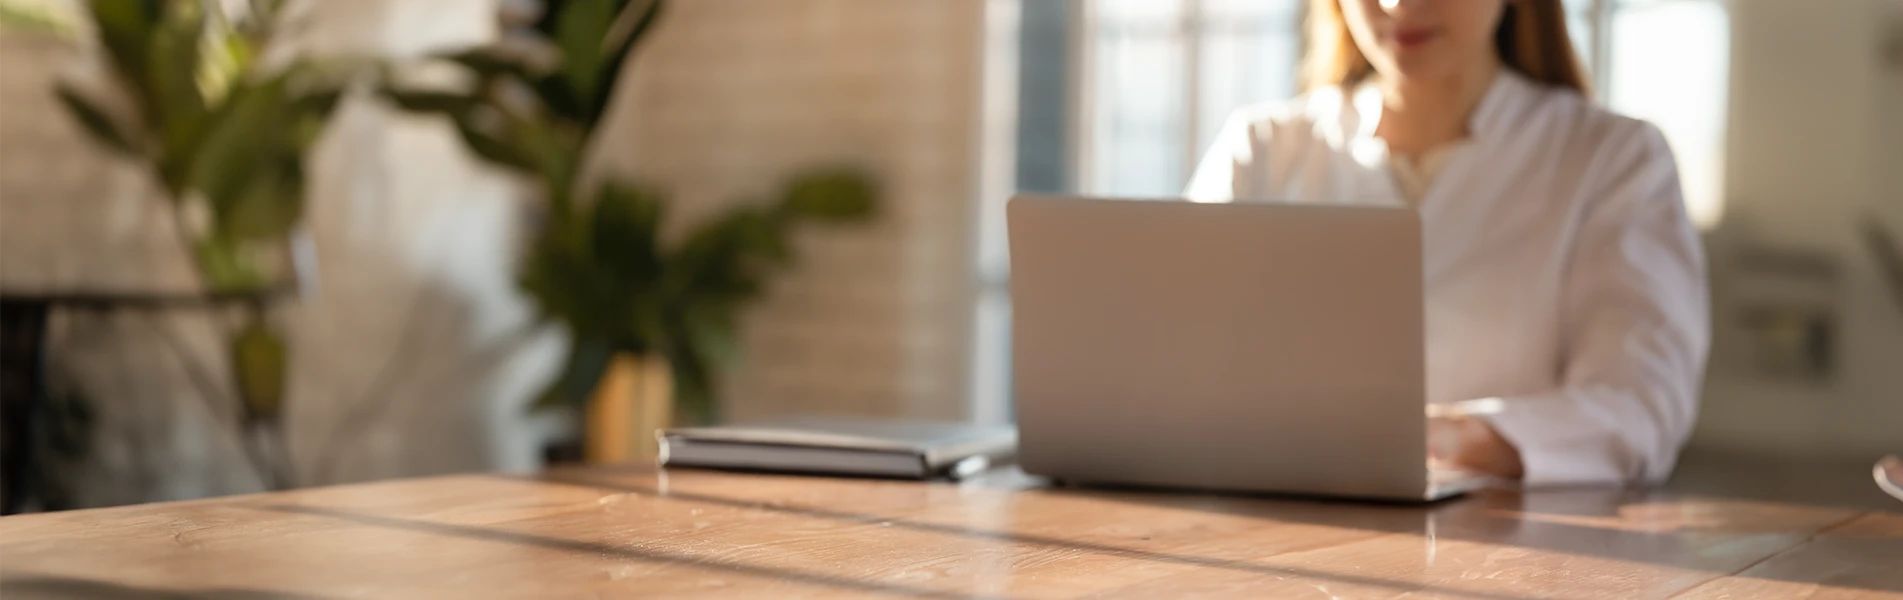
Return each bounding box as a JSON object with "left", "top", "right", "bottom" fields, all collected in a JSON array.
[{"left": 1430, "top": 416, "right": 1525, "bottom": 480}]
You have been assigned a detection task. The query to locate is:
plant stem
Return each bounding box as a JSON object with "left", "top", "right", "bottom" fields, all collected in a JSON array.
[
  {"left": 144, "top": 311, "right": 281, "bottom": 491},
  {"left": 243, "top": 421, "right": 290, "bottom": 491},
  {"left": 310, "top": 290, "right": 431, "bottom": 485},
  {"left": 312, "top": 298, "right": 549, "bottom": 485}
]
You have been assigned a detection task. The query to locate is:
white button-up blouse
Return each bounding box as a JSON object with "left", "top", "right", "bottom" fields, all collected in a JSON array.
[{"left": 1185, "top": 69, "right": 1711, "bottom": 486}]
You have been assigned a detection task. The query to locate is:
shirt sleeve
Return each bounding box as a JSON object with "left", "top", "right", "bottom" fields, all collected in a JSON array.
[
  {"left": 1183, "top": 111, "right": 1259, "bottom": 203},
  {"left": 1483, "top": 122, "right": 1711, "bottom": 487}
]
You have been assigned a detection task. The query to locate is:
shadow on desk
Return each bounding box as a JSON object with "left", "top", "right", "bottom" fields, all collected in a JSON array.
[
  {"left": 0, "top": 575, "right": 322, "bottom": 600},
  {"left": 536, "top": 466, "right": 1903, "bottom": 597},
  {"left": 1665, "top": 451, "right": 1901, "bottom": 512}
]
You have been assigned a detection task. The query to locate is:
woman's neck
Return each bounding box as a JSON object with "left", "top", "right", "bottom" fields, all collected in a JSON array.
[{"left": 1374, "top": 56, "right": 1503, "bottom": 157}]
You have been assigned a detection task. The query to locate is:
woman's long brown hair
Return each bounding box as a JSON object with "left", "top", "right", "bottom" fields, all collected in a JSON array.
[{"left": 1303, "top": 0, "right": 1592, "bottom": 95}]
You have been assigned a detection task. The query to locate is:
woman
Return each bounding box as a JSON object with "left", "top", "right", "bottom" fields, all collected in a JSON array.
[{"left": 1186, "top": 0, "right": 1709, "bottom": 486}]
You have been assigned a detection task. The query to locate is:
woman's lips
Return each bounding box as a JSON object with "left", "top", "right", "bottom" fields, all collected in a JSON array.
[{"left": 1394, "top": 28, "right": 1439, "bottom": 50}]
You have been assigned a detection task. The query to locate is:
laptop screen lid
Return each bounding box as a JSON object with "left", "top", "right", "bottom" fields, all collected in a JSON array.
[{"left": 1008, "top": 195, "right": 1429, "bottom": 500}]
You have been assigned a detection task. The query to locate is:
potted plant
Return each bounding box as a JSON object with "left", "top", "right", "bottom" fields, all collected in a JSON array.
[
  {"left": 11, "top": 0, "right": 350, "bottom": 492},
  {"left": 382, "top": 0, "right": 877, "bottom": 462}
]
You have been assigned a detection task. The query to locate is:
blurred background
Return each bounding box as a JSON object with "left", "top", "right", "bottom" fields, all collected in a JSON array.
[{"left": 0, "top": 0, "right": 1898, "bottom": 512}]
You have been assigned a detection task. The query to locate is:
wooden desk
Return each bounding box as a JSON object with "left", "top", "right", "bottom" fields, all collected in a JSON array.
[{"left": 1, "top": 467, "right": 1898, "bottom": 599}]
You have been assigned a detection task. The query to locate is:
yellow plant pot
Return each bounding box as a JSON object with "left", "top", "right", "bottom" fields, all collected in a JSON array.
[{"left": 584, "top": 353, "right": 674, "bottom": 465}]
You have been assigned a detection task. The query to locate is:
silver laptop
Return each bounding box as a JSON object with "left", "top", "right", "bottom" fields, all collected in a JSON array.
[{"left": 1007, "top": 194, "right": 1488, "bottom": 502}]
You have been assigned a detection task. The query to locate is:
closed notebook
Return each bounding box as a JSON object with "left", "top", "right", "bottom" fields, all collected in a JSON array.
[{"left": 659, "top": 418, "right": 1018, "bottom": 480}]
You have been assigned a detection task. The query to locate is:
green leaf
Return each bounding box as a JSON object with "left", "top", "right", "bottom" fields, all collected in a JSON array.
[
  {"left": 218, "top": 157, "right": 303, "bottom": 241},
  {"left": 231, "top": 316, "right": 287, "bottom": 420},
  {"left": 528, "top": 0, "right": 568, "bottom": 39},
  {"left": 0, "top": 3, "right": 80, "bottom": 38},
  {"left": 592, "top": 0, "right": 662, "bottom": 123},
  {"left": 553, "top": 0, "right": 618, "bottom": 117},
  {"left": 661, "top": 299, "right": 738, "bottom": 425},
  {"left": 277, "top": 71, "right": 348, "bottom": 150},
  {"left": 53, "top": 83, "right": 140, "bottom": 155},
  {"left": 529, "top": 73, "right": 588, "bottom": 129},
  {"left": 521, "top": 230, "right": 622, "bottom": 340},
  {"left": 195, "top": 25, "right": 251, "bottom": 106},
  {"left": 626, "top": 293, "right": 665, "bottom": 354},
  {"left": 506, "top": 111, "right": 583, "bottom": 198},
  {"left": 588, "top": 184, "right": 667, "bottom": 351},
  {"left": 194, "top": 234, "right": 267, "bottom": 292},
  {"left": 663, "top": 337, "right": 716, "bottom": 425},
  {"left": 782, "top": 170, "right": 876, "bottom": 220},
  {"left": 379, "top": 88, "right": 477, "bottom": 115},
  {"left": 533, "top": 336, "right": 616, "bottom": 411},
  {"left": 146, "top": 5, "right": 208, "bottom": 156},
  {"left": 519, "top": 249, "right": 579, "bottom": 326},
  {"left": 161, "top": 65, "right": 263, "bottom": 191},
  {"left": 667, "top": 210, "right": 779, "bottom": 308},
  {"left": 589, "top": 181, "right": 663, "bottom": 280},
  {"left": 87, "top": 0, "right": 163, "bottom": 92},
  {"left": 289, "top": 108, "right": 337, "bottom": 151},
  {"left": 448, "top": 112, "right": 538, "bottom": 172},
  {"left": 736, "top": 210, "right": 791, "bottom": 263},
  {"left": 292, "top": 86, "right": 345, "bottom": 120},
  {"left": 445, "top": 46, "right": 542, "bottom": 78},
  {"left": 189, "top": 76, "right": 290, "bottom": 213},
  {"left": 680, "top": 303, "right": 739, "bottom": 371}
]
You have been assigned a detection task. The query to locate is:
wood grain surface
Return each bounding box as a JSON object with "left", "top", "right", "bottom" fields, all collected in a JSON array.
[{"left": 1, "top": 466, "right": 1898, "bottom": 599}]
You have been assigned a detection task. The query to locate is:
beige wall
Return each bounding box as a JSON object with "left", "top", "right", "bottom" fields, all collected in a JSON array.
[
  {"left": 597, "top": 0, "right": 996, "bottom": 423},
  {"left": 1693, "top": 0, "right": 1903, "bottom": 460},
  {"left": 0, "top": 32, "right": 198, "bottom": 293}
]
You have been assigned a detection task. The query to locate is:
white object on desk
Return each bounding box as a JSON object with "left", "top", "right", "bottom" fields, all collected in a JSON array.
[
  {"left": 1425, "top": 397, "right": 1506, "bottom": 419},
  {"left": 1878, "top": 455, "right": 1903, "bottom": 502}
]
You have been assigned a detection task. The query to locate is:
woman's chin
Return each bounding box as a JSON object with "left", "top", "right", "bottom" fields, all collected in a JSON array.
[{"left": 1384, "top": 57, "right": 1481, "bottom": 85}]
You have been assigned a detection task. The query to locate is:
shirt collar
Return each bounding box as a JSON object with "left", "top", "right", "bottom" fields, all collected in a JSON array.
[{"left": 1346, "top": 67, "right": 1533, "bottom": 148}]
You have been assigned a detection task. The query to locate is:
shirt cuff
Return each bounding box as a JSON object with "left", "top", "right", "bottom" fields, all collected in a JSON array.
[{"left": 1482, "top": 392, "right": 1631, "bottom": 487}]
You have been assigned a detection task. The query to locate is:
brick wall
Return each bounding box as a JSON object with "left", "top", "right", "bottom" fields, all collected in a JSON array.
[{"left": 0, "top": 32, "right": 199, "bottom": 293}]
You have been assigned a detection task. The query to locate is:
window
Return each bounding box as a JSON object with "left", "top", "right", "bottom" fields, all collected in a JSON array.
[
  {"left": 1079, "top": 0, "right": 1304, "bottom": 197},
  {"left": 1597, "top": 0, "right": 1732, "bottom": 230}
]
